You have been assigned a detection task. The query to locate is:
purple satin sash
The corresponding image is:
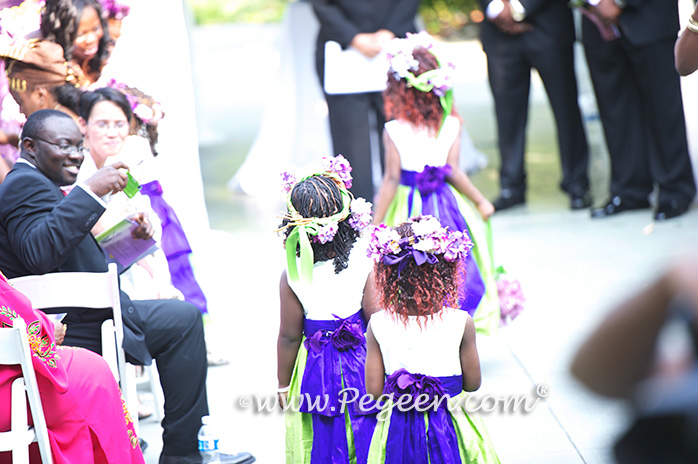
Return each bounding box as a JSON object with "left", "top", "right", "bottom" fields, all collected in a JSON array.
[
  {"left": 401, "top": 168, "right": 485, "bottom": 316},
  {"left": 301, "top": 310, "right": 377, "bottom": 464},
  {"left": 383, "top": 370, "right": 463, "bottom": 464},
  {"left": 140, "top": 180, "right": 208, "bottom": 313}
]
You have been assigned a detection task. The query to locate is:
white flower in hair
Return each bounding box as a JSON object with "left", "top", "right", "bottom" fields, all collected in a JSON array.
[
  {"left": 411, "top": 216, "right": 441, "bottom": 237},
  {"left": 407, "top": 31, "right": 435, "bottom": 50}
]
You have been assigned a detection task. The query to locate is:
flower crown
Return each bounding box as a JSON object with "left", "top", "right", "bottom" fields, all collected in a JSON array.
[
  {"left": 278, "top": 155, "right": 373, "bottom": 283},
  {"left": 367, "top": 216, "right": 472, "bottom": 274},
  {"left": 99, "top": 0, "right": 131, "bottom": 20},
  {"left": 104, "top": 79, "right": 164, "bottom": 125},
  {"left": 385, "top": 32, "right": 455, "bottom": 132}
]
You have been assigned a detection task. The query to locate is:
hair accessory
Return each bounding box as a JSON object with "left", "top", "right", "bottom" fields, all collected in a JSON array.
[
  {"left": 277, "top": 155, "right": 373, "bottom": 284},
  {"left": 385, "top": 32, "right": 455, "bottom": 132},
  {"left": 99, "top": 0, "right": 130, "bottom": 20},
  {"left": 367, "top": 216, "right": 472, "bottom": 275},
  {"left": 104, "top": 79, "right": 163, "bottom": 125},
  {"left": 0, "top": 1, "right": 44, "bottom": 39}
]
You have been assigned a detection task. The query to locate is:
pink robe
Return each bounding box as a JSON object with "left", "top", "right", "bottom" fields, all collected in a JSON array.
[{"left": 0, "top": 272, "right": 144, "bottom": 464}]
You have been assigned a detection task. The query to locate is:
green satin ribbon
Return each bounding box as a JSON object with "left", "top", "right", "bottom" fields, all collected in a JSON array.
[{"left": 283, "top": 177, "right": 352, "bottom": 284}]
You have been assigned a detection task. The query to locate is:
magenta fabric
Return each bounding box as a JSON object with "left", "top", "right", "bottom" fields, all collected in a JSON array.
[{"left": 0, "top": 272, "right": 144, "bottom": 464}]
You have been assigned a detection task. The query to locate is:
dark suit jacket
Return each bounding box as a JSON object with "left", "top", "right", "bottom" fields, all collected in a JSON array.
[
  {"left": 478, "top": 0, "right": 576, "bottom": 52},
  {"left": 0, "top": 162, "right": 148, "bottom": 363},
  {"left": 311, "top": 0, "right": 421, "bottom": 80},
  {"left": 583, "top": 0, "right": 679, "bottom": 47}
]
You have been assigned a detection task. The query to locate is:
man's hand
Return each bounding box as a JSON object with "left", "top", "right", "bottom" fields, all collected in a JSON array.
[
  {"left": 54, "top": 321, "right": 66, "bottom": 345},
  {"left": 131, "top": 212, "right": 154, "bottom": 240},
  {"left": 594, "top": 0, "right": 622, "bottom": 24},
  {"left": 490, "top": 2, "right": 533, "bottom": 35},
  {"left": 84, "top": 161, "right": 129, "bottom": 197},
  {"left": 350, "top": 32, "right": 383, "bottom": 58}
]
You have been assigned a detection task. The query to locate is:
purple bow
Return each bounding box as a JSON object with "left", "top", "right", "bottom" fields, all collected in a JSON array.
[
  {"left": 416, "top": 165, "right": 451, "bottom": 195},
  {"left": 382, "top": 248, "right": 438, "bottom": 277},
  {"left": 383, "top": 369, "right": 447, "bottom": 408}
]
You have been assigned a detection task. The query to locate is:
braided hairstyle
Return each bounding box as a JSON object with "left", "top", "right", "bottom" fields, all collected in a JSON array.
[
  {"left": 41, "top": 0, "right": 111, "bottom": 75},
  {"left": 279, "top": 175, "right": 359, "bottom": 274},
  {"left": 373, "top": 219, "right": 463, "bottom": 325}
]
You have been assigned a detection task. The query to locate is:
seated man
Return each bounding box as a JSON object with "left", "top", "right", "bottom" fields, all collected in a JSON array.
[{"left": 0, "top": 109, "right": 254, "bottom": 464}]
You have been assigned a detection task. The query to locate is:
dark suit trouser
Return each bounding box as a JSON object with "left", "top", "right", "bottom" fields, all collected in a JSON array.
[
  {"left": 583, "top": 28, "right": 697, "bottom": 207},
  {"left": 485, "top": 42, "right": 589, "bottom": 198},
  {"left": 324, "top": 91, "right": 385, "bottom": 202},
  {"left": 62, "top": 299, "right": 208, "bottom": 456}
]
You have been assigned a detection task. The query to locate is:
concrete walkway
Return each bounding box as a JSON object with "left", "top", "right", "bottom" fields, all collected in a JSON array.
[{"left": 137, "top": 15, "right": 698, "bottom": 464}]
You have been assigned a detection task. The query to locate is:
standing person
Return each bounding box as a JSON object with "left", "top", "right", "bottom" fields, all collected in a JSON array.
[
  {"left": 364, "top": 215, "right": 500, "bottom": 464},
  {"left": 276, "top": 156, "right": 378, "bottom": 464},
  {"left": 311, "top": 0, "right": 421, "bottom": 202},
  {"left": 478, "top": 0, "right": 592, "bottom": 211},
  {"left": 0, "top": 109, "right": 255, "bottom": 464},
  {"left": 372, "top": 32, "right": 499, "bottom": 336},
  {"left": 583, "top": 0, "right": 696, "bottom": 220}
]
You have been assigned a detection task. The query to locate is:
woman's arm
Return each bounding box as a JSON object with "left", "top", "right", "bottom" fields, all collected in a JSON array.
[
  {"left": 675, "top": 4, "right": 698, "bottom": 76},
  {"left": 365, "top": 322, "right": 386, "bottom": 397},
  {"left": 460, "top": 314, "right": 482, "bottom": 392},
  {"left": 372, "top": 130, "right": 402, "bottom": 224},
  {"left": 277, "top": 271, "right": 305, "bottom": 392},
  {"left": 445, "top": 127, "right": 494, "bottom": 221}
]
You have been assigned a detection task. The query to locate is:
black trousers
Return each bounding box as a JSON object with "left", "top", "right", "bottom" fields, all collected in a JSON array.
[
  {"left": 62, "top": 298, "right": 209, "bottom": 456},
  {"left": 324, "top": 91, "right": 385, "bottom": 202},
  {"left": 583, "top": 23, "right": 696, "bottom": 207},
  {"left": 485, "top": 41, "right": 590, "bottom": 198}
]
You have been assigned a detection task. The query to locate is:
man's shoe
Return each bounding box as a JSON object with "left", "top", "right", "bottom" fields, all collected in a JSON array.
[
  {"left": 570, "top": 191, "right": 592, "bottom": 210},
  {"left": 492, "top": 192, "right": 525, "bottom": 211},
  {"left": 138, "top": 438, "right": 148, "bottom": 453},
  {"left": 220, "top": 452, "right": 256, "bottom": 464},
  {"left": 591, "top": 196, "right": 650, "bottom": 218},
  {"left": 654, "top": 201, "right": 690, "bottom": 221}
]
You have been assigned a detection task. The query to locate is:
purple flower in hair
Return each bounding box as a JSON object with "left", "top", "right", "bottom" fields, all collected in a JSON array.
[
  {"left": 314, "top": 223, "right": 338, "bottom": 244},
  {"left": 349, "top": 198, "right": 373, "bottom": 232},
  {"left": 280, "top": 170, "right": 297, "bottom": 195},
  {"left": 100, "top": 0, "right": 131, "bottom": 20},
  {"left": 442, "top": 231, "right": 473, "bottom": 262},
  {"left": 322, "top": 155, "right": 353, "bottom": 189}
]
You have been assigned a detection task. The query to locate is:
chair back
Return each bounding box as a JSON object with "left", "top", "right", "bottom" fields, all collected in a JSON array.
[{"left": 0, "top": 318, "right": 53, "bottom": 463}]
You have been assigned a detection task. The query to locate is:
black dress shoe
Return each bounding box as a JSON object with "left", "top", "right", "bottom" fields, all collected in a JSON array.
[
  {"left": 570, "top": 191, "right": 592, "bottom": 210},
  {"left": 493, "top": 192, "right": 525, "bottom": 211},
  {"left": 591, "top": 196, "right": 650, "bottom": 218},
  {"left": 654, "top": 201, "right": 690, "bottom": 221}
]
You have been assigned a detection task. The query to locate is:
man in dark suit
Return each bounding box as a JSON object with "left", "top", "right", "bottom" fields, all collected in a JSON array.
[
  {"left": 0, "top": 110, "right": 254, "bottom": 464},
  {"left": 311, "top": 0, "right": 421, "bottom": 202},
  {"left": 583, "top": 0, "right": 696, "bottom": 220},
  {"left": 478, "top": 0, "right": 592, "bottom": 211}
]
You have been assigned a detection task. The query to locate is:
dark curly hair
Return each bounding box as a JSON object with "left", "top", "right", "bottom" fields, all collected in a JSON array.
[
  {"left": 41, "top": 0, "right": 111, "bottom": 76},
  {"left": 383, "top": 46, "right": 457, "bottom": 135},
  {"left": 279, "top": 175, "right": 359, "bottom": 274},
  {"left": 374, "top": 220, "right": 463, "bottom": 325}
]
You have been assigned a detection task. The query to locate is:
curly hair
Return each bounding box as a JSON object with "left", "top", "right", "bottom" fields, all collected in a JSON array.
[
  {"left": 373, "top": 221, "right": 463, "bottom": 325},
  {"left": 41, "top": 0, "right": 111, "bottom": 75},
  {"left": 383, "top": 47, "right": 457, "bottom": 135},
  {"left": 279, "top": 175, "right": 359, "bottom": 274}
]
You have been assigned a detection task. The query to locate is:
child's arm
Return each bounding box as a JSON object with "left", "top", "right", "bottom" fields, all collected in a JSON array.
[
  {"left": 365, "top": 322, "right": 386, "bottom": 398},
  {"left": 361, "top": 269, "right": 381, "bottom": 321},
  {"left": 277, "top": 271, "right": 305, "bottom": 394},
  {"left": 460, "top": 314, "right": 482, "bottom": 392},
  {"left": 371, "top": 130, "right": 402, "bottom": 224},
  {"left": 445, "top": 127, "right": 495, "bottom": 221}
]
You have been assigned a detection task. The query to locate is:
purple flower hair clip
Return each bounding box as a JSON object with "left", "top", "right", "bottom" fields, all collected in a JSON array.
[
  {"left": 280, "top": 170, "right": 297, "bottom": 195},
  {"left": 100, "top": 0, "right": 131, "bottom": 20},
  {"left": 321, "top": 155, "right": 352, "bottom": 189}
]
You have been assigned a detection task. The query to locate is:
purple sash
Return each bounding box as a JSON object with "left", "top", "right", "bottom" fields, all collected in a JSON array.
[
  {"left": 301, "top": 310, "right": 377, "bottom": 464},
  {"left": 401, "top": 168, "right": 485, "bottom": 316},
  {"left": 383, "top": 370, "right": 463, "bottom": 464},
  {"left": 140, "top": 180, "right": 208, "bottom": 313}
]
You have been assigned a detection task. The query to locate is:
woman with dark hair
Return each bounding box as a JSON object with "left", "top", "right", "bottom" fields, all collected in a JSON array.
[
  {"left": 364, "top": 215, "right": 500, "bottom": 464},
  {"left": 372, "top": 32, "right": 500, "bottom": 336},
  {"left": 276, "top": 157, "right": 378, "bottom": 464},
  {"left": 40, "top": 0, "right": 112, "bottom": 84}
]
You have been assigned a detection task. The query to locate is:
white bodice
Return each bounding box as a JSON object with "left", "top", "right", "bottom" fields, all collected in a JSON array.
[
  {"left": 384, "top": 116, "right": 460, "bottom": 172},
  {"left": 370, "top": 306, "right": 466, "bottom": 377},
  {"left": 288, "top": 235, "right": 373, "bottom": 320}
]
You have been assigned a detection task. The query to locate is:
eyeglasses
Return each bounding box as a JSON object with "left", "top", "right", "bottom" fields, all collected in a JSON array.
[
  {"left": 90, "top": 120, "right": 129, "bottom": 131},
  {"left": 33, "top": 137, "right": 90, "bottom": 155}
]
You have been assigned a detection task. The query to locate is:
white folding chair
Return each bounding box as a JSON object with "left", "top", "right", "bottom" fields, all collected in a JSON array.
[
  {"left": 8, "top": 264, "right": 136, "bottom": 429},
  {"left": 0, "top": 318, "right": 53, "bottom": 464}
]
